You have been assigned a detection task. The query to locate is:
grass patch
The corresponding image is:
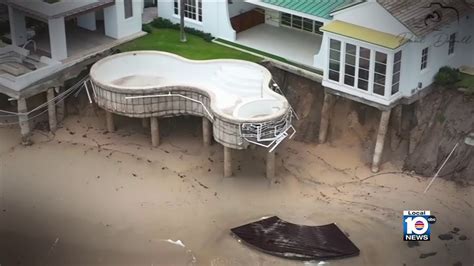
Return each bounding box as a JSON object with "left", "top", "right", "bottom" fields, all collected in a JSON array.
[
  {"left": 118, "top": 28, "right": 262, "bottom": 62},
  {"left": 456, "top": 73, "right": 474, "bottom": 95}
]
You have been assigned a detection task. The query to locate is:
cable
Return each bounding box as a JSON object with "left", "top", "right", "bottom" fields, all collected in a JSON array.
[{"left": 0, "top": 76, "right": 89, "bottom": 125}]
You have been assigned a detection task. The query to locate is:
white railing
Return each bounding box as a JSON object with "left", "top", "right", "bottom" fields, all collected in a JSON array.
[{"left": 240, "top": 111, "right": 296, "bottom": 152}]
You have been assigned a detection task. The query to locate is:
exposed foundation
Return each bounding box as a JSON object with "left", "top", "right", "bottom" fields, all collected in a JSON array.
[
  {"left": 56, "top": 87, "right": 65, "bottom": 123},
  {"left": 150, "top": 117, "right": 159, "bottom": 147},
  {"left": 266, "top": 150, "right": 275, "bottom": 180},
  {"left": 319, "top": 92, "right": 335, "bottom": 144},
  {"left": 371, "top": 109, "right": 391, "bottom": 173},
  {"left": 224, "top": 146, "right": 232, "bottom": 177},
  {"left": 105, "top": 111, "right": 115, "bottom": 132},
  {"left": 47, "top": 88, "right": 57, "bottom": 132},
  {"left": 202, "top": 117, "right": 211, "bottom": 147},
  {"left": 17, "top": 98, "right": 31, "bottom": 145}
]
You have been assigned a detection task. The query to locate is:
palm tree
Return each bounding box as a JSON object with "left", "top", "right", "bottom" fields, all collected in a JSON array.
[{"left": 180, "top": 0, "right": 187, "bottom": 42}]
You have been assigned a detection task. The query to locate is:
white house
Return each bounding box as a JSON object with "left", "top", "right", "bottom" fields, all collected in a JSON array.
[
  {"left": 0, "top": 0, "right": 145, "bottom": 143},
  {"left": 158, "top": 0, "right": 474, "bottom": 107},
  {"left": 0, "top": 0, "right": 145, "bottom": 93}
]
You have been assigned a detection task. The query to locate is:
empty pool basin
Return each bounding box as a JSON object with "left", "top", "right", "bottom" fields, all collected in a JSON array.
[
  {"left": 234, "top": 99, "right": 284, "bottom": 119},
  {"left": 89, "top": 51, "right": 292, "bottom": 149}
]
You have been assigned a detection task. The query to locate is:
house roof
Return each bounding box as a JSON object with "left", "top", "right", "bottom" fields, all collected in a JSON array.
[
  {"left": 261, "top": 0, "right": 363, "bottom": 19},
  {"left": 321, "top": 20, "right": 408, "bottom": 49},
  {"left": 6, "top": 0, "right": 114, "bottom": 20},
  {"left": 377, "top": 0, "right": 473, "bottom": 37}
]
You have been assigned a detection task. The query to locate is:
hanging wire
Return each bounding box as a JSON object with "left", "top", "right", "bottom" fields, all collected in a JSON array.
[{"left": 0, "top": 75, "right": 89, "bottom": 125}]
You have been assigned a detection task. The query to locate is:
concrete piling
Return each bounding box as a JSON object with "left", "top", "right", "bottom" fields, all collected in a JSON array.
[
  {"left": 17, "top": 98, "right": 31, "bottom": 145},
  {"left": 371, "top": 109, "right": 391, "bottom": 173},
  {"left": 105, "top": 111, "right": 115, "bottom": 132},
  {"left": 56, "top": 87, "right": 65, "bottom": 122},
  {"left": 319, "top": 91, "right": 335, "bottom": 144},
  {"left": 202, "top": 117, "right": 211, "bottom": 147},
  {"left": 224, "top": 146, "right": 232, "bottom": 177},
  {"left": 150, "top": 117, "right": 159, "bottom": 147},
  {"left": 47, "top": 88, "right": 57, "bottom": 132},
  {"left": 266, "top": 150, "right": 276, "bottom": 180}
]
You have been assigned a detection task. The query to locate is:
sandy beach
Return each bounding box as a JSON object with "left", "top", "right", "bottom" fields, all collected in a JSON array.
[{"left": 0, "top": 112, "right": 472, "bottom": 266}]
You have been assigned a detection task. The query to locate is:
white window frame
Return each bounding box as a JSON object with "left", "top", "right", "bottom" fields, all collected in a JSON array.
[
  {"left": 280, "top": 12, "right": 323, "bottom": 35},
  {"left": 448, "top": 33, "right": 456, "bottom": 55},
  {"left": 391, "top": 50, "right": 402, "bottom": 96},
  {"left": 420, "top": 47, "right": 429, "bottom": 70},
  {"left": 124, "top": 0, "right": 133, "bottom": 19},
  {"left": 173, "top": 0, "right": 203, "bottom": 22},
  {"left": 328, "top": 39, "right": 342, "bottom": 82},
  {"left": 325, "top": 36, "right": 401, "bottom": 101}
]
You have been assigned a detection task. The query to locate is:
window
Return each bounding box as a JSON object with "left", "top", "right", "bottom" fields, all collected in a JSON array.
[
  {"left": 329, "top": 39, "right": 341, "bottom": 82},
  {"left": 280, "top": 12, "right": 323, "bottom": 35},
  {"left": 391, "top": 51, "right": 402, "bottom": 95},
  {"left": 344, "top": 44, "right": 356, "bottom": 86},
  {"left": 420, "top": 47, "right": 429, "bottom": 70},
  {"left": 374, "top": 52, "right": 387, "bottom": 96},
  {"left": 358, "top": 47, "right": 370, "bottom": 91},
  {"left": 448, "top": 33, "right": 456, "bottom": 55},
  {"left": 124, "top": 0, "right": 133, "bottom": 18},
  {"left": 173, "top": 0, "right": 202, "bottom": 22}
]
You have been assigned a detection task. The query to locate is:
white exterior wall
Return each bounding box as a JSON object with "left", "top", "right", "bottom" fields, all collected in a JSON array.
[
  {"left": 78, "top": 11, "right": 97, "bottom": 31},
  {"left": 48, "top": 17, "right": 68, "bottom": 61},
  {"left": 228, "top": 0, "right": 254, "bottom": 18},
  {"left": 398, "top": 14, "right": 474, "bottom": 97},
  {"left": 104, "top": 0, "right": 143, "bottom": 39},
  {"left": 157, "top": 0, "right": 237, "bottom": 41},
  {"left": 332, "top": 1, "right": 410, "bottom": 36},
  {"left": 264, "top": 8, "right": 279, "bottom": 27},
  {"left": 8, "top": 6, "right": 27, "bottom": 46}
]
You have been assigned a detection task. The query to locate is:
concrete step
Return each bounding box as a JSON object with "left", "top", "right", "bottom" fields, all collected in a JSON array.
[{"left": 0, "top": 62, "right": 30, "bottom": 76}]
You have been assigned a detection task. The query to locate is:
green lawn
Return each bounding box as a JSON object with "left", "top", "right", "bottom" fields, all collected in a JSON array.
[{"left": 118, "top": 28, "right": 262, "bottom": 62}]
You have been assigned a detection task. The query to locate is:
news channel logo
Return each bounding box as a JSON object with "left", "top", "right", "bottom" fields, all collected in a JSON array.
[{"left": 403, "top": 210, "right": 437, "bottom": 241}]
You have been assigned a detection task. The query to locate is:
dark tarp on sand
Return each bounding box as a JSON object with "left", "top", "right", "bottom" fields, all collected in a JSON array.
[{"left": 230, "top": 216, "right": 360, "bottom": 260}]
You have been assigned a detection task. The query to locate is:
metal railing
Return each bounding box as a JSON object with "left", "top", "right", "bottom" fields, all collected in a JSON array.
[{"left": 240, "top": 111, "right": 296, "bottom": 152}]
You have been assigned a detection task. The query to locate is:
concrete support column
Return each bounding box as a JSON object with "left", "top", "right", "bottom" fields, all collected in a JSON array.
[
  {"left": 142, "top": 118, "right": 149, "bottom": 129},
  {"left": 150, "top": 117, "right": 159, "bottom": 147},
  {"left": 17, "top": 98, "right": 31, "bottom": 145},
  {"left": 319, "top": 91, "right": 335, "bottom": 144},
  {"left": 56, "top": 88, "right": 65, "bottom": 123},
  {"left": 390, "top": 105, "right": 402, "bottom": 151},
  {"left": 266, "top": 150, "right": 276, "bottom": 180},
  {"left": 371, "top": 109, "right": 392, "bottom": 173},
  {"left": 47, "top": 88, "right": 57, "bottom": 132},
  {"left": 48, "top": 17, "right": 68, "bottom": 61},
  {"left": 202, "top": 117, "right": 211, "bottom": 147},
  {"left": 8, "top": 6, "right": 27, "bottom": 46},
  {"left": 224, "top": 146, "right": 232, "bottom": 177},
  {"left": 105, "top": 111, "right": 115, "bottom": 132},
  {"left": 77, "top": 11, "right": 97, "bottom": 31},
  {"left": 104, "top": 4, "right": 120, "bottom": 39}
]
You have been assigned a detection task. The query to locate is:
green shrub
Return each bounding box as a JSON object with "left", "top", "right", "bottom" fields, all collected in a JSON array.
[
  {"left": 142, "top": 24, "right": 153, "bottom": 33},
  {"left": 434, "top": 66, "right": 461, "bottom": 86},
  {"left": 150, "top": 18, "right": 213, "bottom": 42}
]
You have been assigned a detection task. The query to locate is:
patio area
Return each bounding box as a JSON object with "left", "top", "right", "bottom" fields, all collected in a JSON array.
[
  {"left": 235, "top": 24, "right": 322, "bottom": 67},
  {"left": 33, "top": 23, "right": 115, "bottom": 61}
]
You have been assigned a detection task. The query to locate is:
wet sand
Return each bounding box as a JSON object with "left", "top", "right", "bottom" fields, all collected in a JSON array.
[{"left": 0, "top": 113, "right": 472, "bottom": 266}]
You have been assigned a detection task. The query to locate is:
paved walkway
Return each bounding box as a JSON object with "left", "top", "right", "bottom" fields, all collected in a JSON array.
[{"left": 143, "top": 7, "right": 158, "bottom": 24}]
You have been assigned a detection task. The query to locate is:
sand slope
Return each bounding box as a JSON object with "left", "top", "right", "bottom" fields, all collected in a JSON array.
[{"left": 0, "top": 113, "right": 472, "bottom": 266}]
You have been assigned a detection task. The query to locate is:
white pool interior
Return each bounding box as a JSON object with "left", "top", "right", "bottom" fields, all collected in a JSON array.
[{"left": 90, "top": 51, "right": 288, "bottom": 121}]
